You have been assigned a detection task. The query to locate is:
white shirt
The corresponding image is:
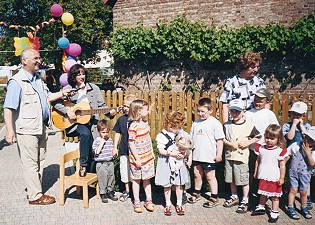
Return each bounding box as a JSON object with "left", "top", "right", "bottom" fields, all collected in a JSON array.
[
  {"left": 190, "top": 116, "right": 225, "bottom": 163},
  {"left": 246, "top": 108, "right": 279, "bottom": 145}
]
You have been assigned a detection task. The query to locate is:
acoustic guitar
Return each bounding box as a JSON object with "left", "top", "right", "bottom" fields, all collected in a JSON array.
[{"left": 52, "top": 101, "right": 121, "bottom": 130}]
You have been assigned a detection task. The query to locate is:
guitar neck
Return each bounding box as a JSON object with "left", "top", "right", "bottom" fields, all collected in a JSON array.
[{"left": 82, "top": 108, "right": 110, "bottom": 115}]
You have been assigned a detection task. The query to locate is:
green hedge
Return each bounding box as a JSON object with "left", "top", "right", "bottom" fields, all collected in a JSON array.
[{"left": 109, "top": 12, "right": 315, "bottom": 65}]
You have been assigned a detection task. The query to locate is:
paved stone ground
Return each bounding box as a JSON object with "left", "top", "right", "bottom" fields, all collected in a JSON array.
[{"left": 0, "top": 129, "right": 314, "bottom": 225}]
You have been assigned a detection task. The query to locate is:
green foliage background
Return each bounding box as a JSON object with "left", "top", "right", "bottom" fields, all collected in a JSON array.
[
  {"left": 0, "top": 0, "right": 112, "bottom": 67},
  {"left": 110, "top": 12, "right": 315, "bottom": 66}
]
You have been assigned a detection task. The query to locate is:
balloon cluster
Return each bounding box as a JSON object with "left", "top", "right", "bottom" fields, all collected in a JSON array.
[{"left": 50, "top": 4, "right": 82, "bottom": 86}]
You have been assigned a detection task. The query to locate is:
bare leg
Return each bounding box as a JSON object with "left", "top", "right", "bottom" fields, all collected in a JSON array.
[
  {"left": 132, "top": 179, "right": 141, "bottom": 203},
  {"left": 164, "top": 187, "right": 172, "bottom": 206},
  {"left": 205, "top": 170, "right": 217, "bottom": 195},
  {"left": 175, "top": 185, "right": 184, "bottom": 206},
  {"left": 143, "top": 179, "right": 152, "bottom": 201},
  {"left": 230, "top": 182, "right": 238, "bottom": 195},
  {"left": 272, "top": 197, "right": 279, "bottom": 212},
  {"left": 288, "top": 188, "right": 298, "bottom": 207},
  {"left": 193, "top": 165, "right": 204, "bottom": 191}
]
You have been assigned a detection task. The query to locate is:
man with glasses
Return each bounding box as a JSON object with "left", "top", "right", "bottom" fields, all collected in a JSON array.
[
  {"left": 4, "top": 48, "right": 72, "bottom": 205},
  {"left": 220, "top": 51, "right": 266, "bottom": 123}
]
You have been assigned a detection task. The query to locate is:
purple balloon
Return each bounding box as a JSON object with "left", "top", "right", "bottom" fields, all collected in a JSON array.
[
  {"left": 50, "top": 4, "right": 63, "bottom": 18},
  {"left": 59, "top": 73, "right": 69, "bottom": 87},
  {"left": 66, "top": 43, "right": 82, "bottom": 57},
  {"left": 64, "top": 59, "right": 77, "bottom": 72}
]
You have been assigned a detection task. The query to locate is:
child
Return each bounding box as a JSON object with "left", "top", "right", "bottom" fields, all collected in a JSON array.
[
  {"left": 128, "top": 99, "right": 155, "bottom": 213},
  {"left": 286, "top": 126, "right": 315, "bottom": 220},
  {"left": 223, "top": 99, "right": 261, "bottom": 213},
  {"left": 155, "top": 112, "right": 192, "bottom": 216},
  {"left": 113, "top": 94, "right": 136, "bottom": 202},
  {"left": 246, "top": 88, "right": 279, "bottom": 144},
  {"left": 252, "top": 124, "right": 287, "bottom": 223},
  {"left": 92, "top": 120, "right": 118, "bottom": 203},
  {"left": 188, "top": 98, "right": 225, "bottom": 208},
  {"left": 283, "top": 101, "right": 310, "bottom": 147}
]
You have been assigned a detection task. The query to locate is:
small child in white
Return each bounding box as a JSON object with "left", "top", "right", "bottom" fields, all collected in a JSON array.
[{"left": 92, "top": 119, "right": 118, "bottom": 203}]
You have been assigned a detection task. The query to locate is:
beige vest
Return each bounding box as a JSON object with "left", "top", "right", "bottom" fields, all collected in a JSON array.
[{"left": 11, "top": 70, "right": 49, "bottom": 135}]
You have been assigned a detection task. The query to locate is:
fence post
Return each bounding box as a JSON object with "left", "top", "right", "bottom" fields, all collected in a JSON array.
[
  {"left": 282, "top": 93, "right": 289, "bottom": 124},
  {"left": 187, "top": 92, "right": 192, "bottom": 131},
  {"left": 157, "top": 92, "right": 163, "bottom": 132},
  {"left": 151, "top": 91, "right": 157, "bottom": 138}
]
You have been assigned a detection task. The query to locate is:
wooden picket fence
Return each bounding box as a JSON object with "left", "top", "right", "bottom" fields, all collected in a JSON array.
[{"left": 99, "top": 90, "right": 315, "bottom": 139}]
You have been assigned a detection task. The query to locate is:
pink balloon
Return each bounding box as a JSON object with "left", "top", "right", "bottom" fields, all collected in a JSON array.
[
  {"left": 50, "top": 4, "right": 63, "bottom": 18},
  {"left": 64, "top": 59, "right": 77, "bottom": 72},
  {"left": 66, "top": 43, "right": 82, "bottom": 56},
  {"left": 59, "top": 73, "right": 69, "bottom": 87}
]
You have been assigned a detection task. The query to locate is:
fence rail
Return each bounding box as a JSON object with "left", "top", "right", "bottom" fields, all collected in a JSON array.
[{"left": 98, "top": 90, "right": 315, "bottom": 139}]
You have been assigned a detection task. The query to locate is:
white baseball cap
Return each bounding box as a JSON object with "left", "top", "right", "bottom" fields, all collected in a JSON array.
[
  {"left": 305, "top": 126, "right": 315, "bottom": 141},
  {"left": 229, "top": 99, "right": 245, "bottom": 111},
  {"left": 289, "top": 101, "right": 308, "bottom": 114}
]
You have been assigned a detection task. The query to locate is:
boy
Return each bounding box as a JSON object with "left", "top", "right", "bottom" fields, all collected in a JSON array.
[
  {"left": 92, "top": 120, "right": 118, "bottom": 203},
  {"left": 188, "top": 98, "right": 225, "bottom": 208},
  {"left": 113, "top": 94, "right": 136, "bottom": 201},
  {"left": 223, "top": 99, "right": 261, "bottom": 213},
  {"left": 246, "top": 88, "right": 279, "bottom": 143},
  {"left": 286, "top": 126, "right": 315, "bottom": 220}
]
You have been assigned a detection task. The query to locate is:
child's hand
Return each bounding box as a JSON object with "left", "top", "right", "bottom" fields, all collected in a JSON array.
[
  {"left": 302, "top": 141, "right": 312, "bottom": 153},
  {"left": 278, "top": 178, "right": 284, "bottom": 185},
  {"left": 292, "top": 118, "right": 300, "bottom": 125},
  {"left": 186, "top": 159, "right": 192, "bottom": 168},
  {"left": 175, "top": 152, "right": 185, "bottom": 159},
  {"left": 238, "top": 140, "right": 251, "bottom": 149},
  {"left": 112, "top": 147, "right": 118, "bottom": 157},
  {"left": 135, "top": 158, "right": 142, "bottom": 168},
  {"left": 231, "top": 142, "right": 238, "bottom": 151},
  {"left": 253, "top": 171, "right": 258, "bottom": 179},
  {"left": 214, "top": 156, "right": 222, "bottom": 163}
]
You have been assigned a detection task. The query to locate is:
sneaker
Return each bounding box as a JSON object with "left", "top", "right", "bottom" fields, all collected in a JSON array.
[
  {"left": 236, "top": 200, "right": 248, "bottom": 213},
  {"left": 187, "top": 192, "right": 201, "bottom": 204},
  {"left": 119, "top": 191, "right": 129, "bottom": 202},
  {"left": 307, "top": 197, "right": 313, "bottom": 210},
  {"left": 144, "top": 200, "right": 155, "bottom": 212},
  {"left": 301, "top": 206, "right": 312, "bottom": 219},
  {"left": 223, "top": 196, "right": 239, "bottom": 208},
  {"left": 287, "top": 207, "right": 300, "bottom": 220},
  {"left": 133, "top": 202, "right": 143, "bottom": 213},
  {"left": 107, "top": 191, "right": 118, "bottom": 201},
  {"left": 101, "top": 194, "right": 108, "bottom": 203},
  {"left": 203, "top": 197, "right": 219, "bottom": 208},
  {"left": 251, "top": 206, "right": 266, "bottom": 216}
]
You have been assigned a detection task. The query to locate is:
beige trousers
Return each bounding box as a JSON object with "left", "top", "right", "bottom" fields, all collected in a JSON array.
[{"left": 16, "top": 131, "right": 47, "bottom": 201}]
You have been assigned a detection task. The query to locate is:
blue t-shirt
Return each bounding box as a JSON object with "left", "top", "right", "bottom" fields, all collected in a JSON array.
[{"left": 283, "top": 122, "right": 311, "bottom": 147}]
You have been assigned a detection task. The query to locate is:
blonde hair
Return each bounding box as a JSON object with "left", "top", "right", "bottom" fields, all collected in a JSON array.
[
  {"left": 239, "top": 51, "right": 262, "bottom": 70},
  {"left": 128, "top": 99, "right": 148, "bottom": 121},
  {"left": 163, "top": 111, "right": 185, "bottom": 129},
  {"left": 264, "top": 124, "right": 285, "bottom": 147}
]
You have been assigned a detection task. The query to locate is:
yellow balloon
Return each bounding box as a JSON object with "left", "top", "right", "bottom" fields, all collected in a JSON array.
[{"left": 61, "top": 12, "right": 74, "bottom": 26}]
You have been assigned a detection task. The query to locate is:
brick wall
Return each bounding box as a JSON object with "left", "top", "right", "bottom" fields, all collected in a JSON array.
[{"left": 113, "top": 0, "right": 315, "bottom": 28}]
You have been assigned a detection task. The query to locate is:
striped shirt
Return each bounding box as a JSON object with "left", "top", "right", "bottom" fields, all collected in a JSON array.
[{"left": 92, "top": 137, "right": 114, "bottom": 162}]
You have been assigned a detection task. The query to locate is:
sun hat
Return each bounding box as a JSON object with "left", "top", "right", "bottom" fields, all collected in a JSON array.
[{"left": 289, "top": 101, "right": 308, "bottom": 114}]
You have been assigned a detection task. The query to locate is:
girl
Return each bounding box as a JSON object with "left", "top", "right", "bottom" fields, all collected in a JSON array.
[
  {"left": 155, "top": 112, "right": 191, "bottom": 216},
  {"left": 128, "top": 99, "right": 155, "bottom": 213},
  {"left": 252, "top": 124, "right": 287, "bottom": 223}
]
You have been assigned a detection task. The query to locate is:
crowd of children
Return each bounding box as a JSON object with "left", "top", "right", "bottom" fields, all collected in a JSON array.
[{"left": 90, "top": 90, "right": 314, "bottom": 222}]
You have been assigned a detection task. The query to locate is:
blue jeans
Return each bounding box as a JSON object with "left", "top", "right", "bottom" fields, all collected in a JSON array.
[{"left": 73, "top": 124, "right": 93, "bottom": 167}]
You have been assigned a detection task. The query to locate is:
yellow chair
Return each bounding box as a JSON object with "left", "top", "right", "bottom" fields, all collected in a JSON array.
[{"left": 59, "top": 149, "right": 100, "bottom": 208}]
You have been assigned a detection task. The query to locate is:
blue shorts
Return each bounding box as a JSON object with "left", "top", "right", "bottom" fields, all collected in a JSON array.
[
  {"left": 289, "top": 169, "right": 312, "bottom": 192},
  {"left": 192, "top": 161, "right": 216, "bottom": 171}
]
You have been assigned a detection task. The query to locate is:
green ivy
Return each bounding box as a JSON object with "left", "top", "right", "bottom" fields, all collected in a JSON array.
[{"left": 109, "top": 12, "right": 315, "bottom": 65}]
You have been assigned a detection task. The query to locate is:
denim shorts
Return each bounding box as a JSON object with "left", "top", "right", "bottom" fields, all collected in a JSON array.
[
  {"left": 289, "top": 169, "right": 312, "bottom": 192},
  {"left": 192, "top": 161, "right": 216, "bottom": 171}
]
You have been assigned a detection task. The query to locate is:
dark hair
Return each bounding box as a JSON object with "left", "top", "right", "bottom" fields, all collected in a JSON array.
[
  {"left": 96, "top": 119, "right": 110, "bottom": 132},
  {"left": 67, "top": 64, "right": 87, "bottom": 87},
  {"left": 198, "top": 98, "right": 212, "bottom": 110}
]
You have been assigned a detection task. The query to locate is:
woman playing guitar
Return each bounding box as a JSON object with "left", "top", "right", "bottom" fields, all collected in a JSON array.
[{"left": 53, "top": 64, "right": 116, "bottom": 177}]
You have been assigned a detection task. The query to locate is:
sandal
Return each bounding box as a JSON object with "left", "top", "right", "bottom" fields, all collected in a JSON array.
[
  {"left": 164, "top": 206, "right": 172, "bottom": 216},
  {"left": 223, "top": 196, "right": 239, "bottom": 208},
  {"left": 175, "top": 205, "right": 185, "bottom": 215},
  {"left": 187, "top": 192, "right": 201, "bottom": 204},
  {"left": 236, "top": 201, "right": 248, "bottom": 213},
  {"left": 203, "top": 197, "right": 219, "bottom": 208},
  {"left": 144, "top": 200, "right": 155, "bottom": 212},
  {"left": 133, "top": 202, "right": 143, "bottom": 213}
]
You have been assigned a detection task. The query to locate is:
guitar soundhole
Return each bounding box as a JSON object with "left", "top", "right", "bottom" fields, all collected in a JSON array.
[{"left": 75, "top": 110, "right": 82, "bottom": 116}]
